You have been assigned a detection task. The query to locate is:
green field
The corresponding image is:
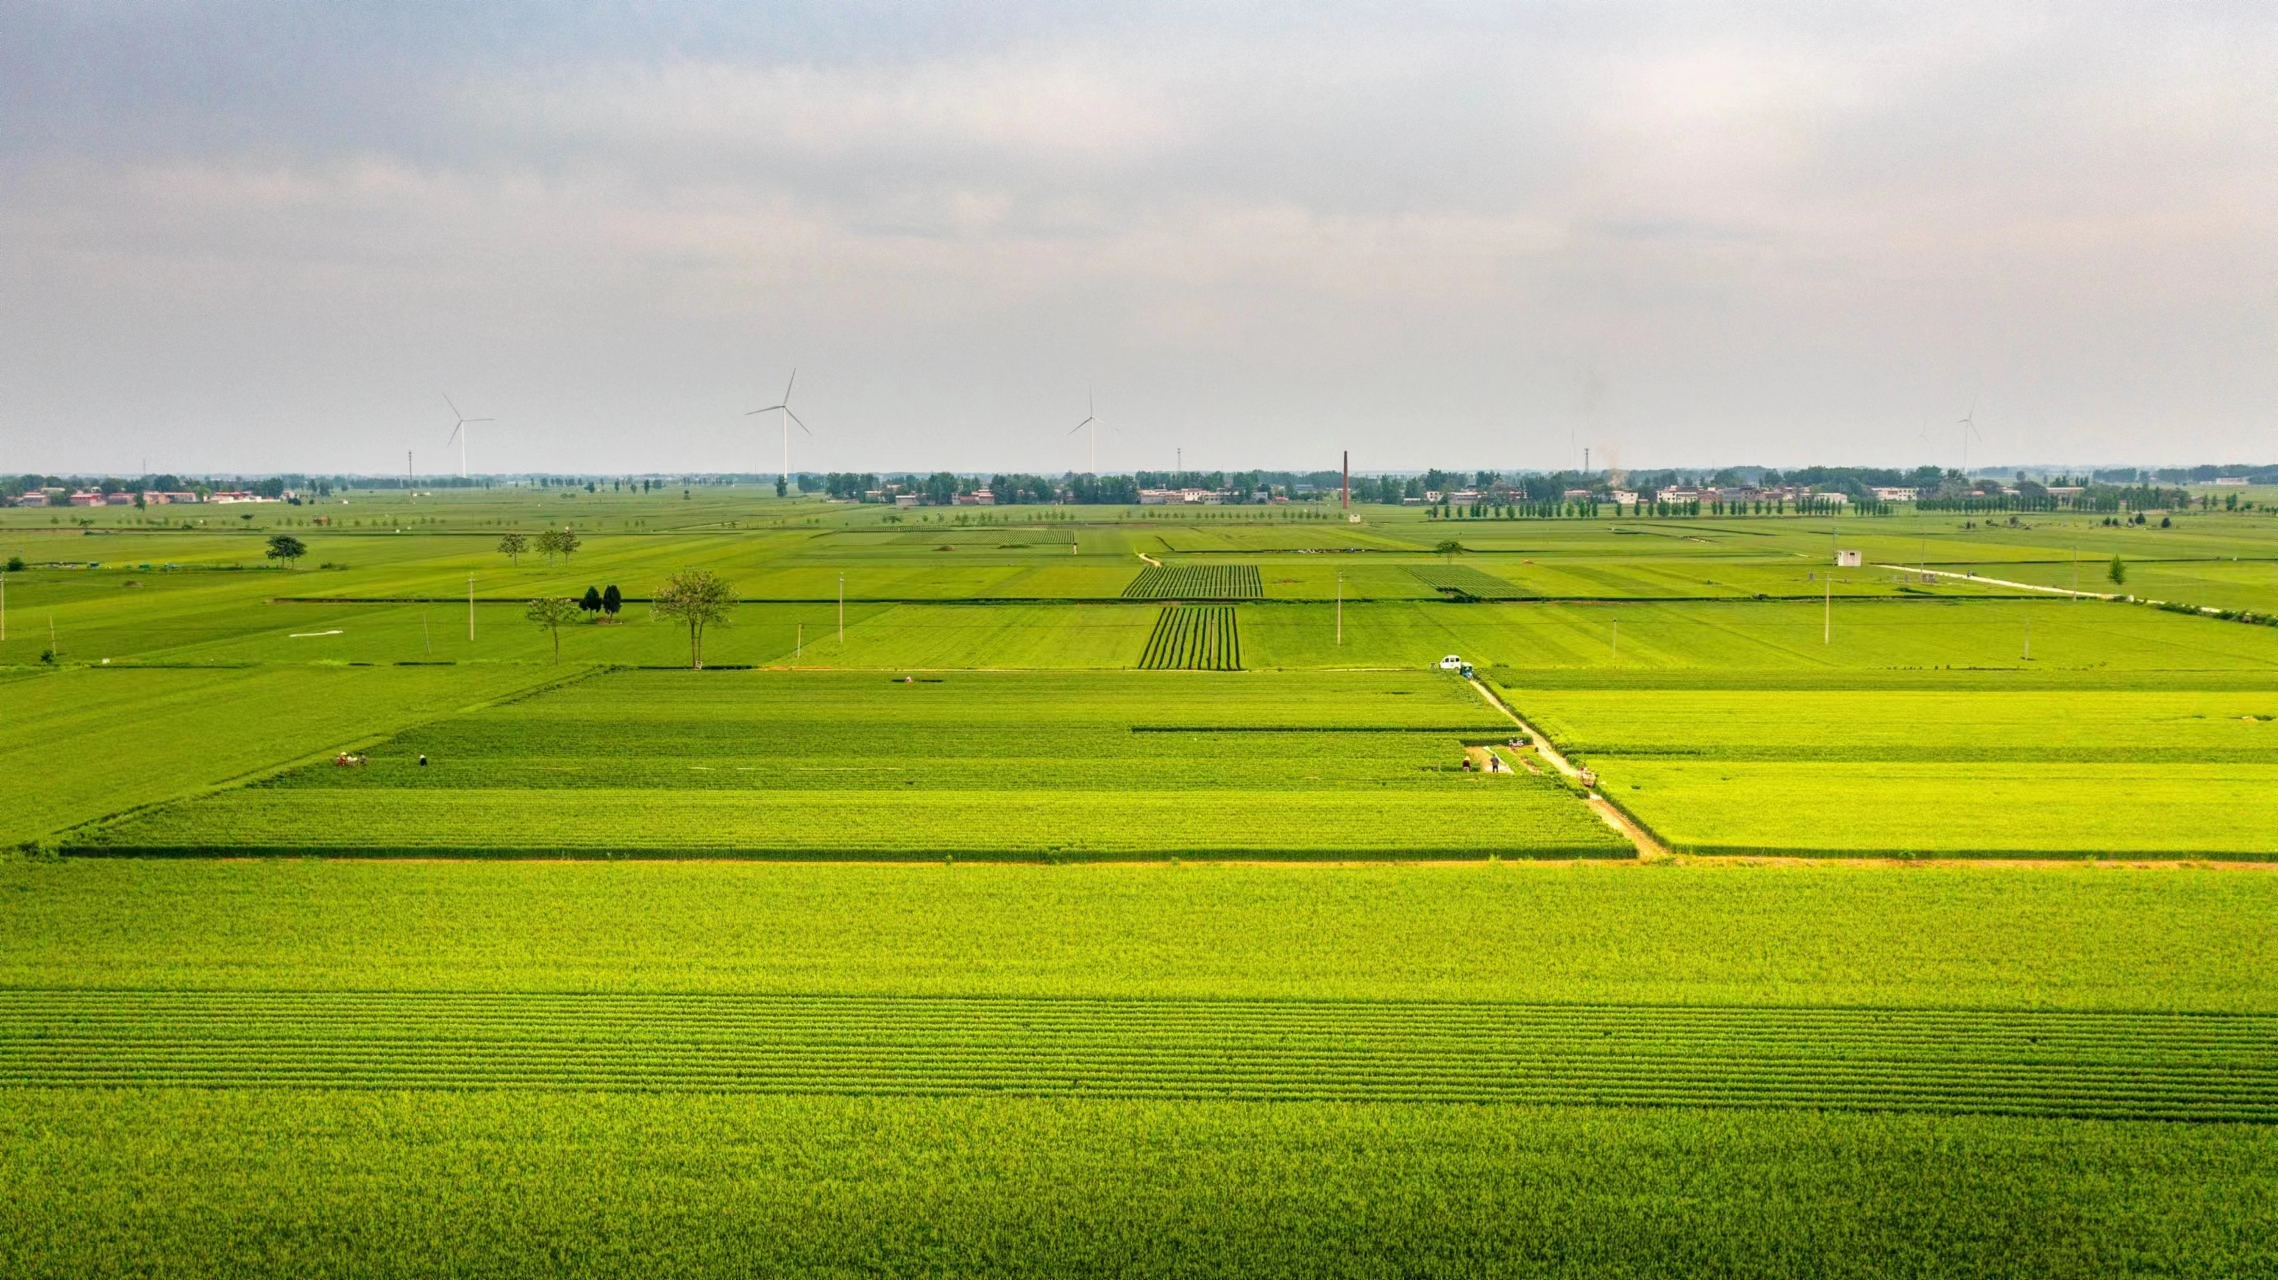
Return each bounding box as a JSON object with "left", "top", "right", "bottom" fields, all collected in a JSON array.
[
  {"left": 1136, "top": 604, "right": 1243, "bottom": 669},
  {"left": 6, "top": 487, "right": 2278, "bottom": 1273},
  {"left": 2, "top": 859, "right": 2276, "bottom": 1274},
  {"left": 68, "top": 669, "right": 1624, "bottom": 858}
]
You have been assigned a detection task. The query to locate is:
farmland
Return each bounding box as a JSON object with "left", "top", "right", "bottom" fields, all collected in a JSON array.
[
  {"left": 1122, "top": 563, "right": 1264, "bottom": 599},
  {"left": 1137, "top": 604, "right": 1242, "bottom": 669},
  {"left": 69, "top": 670, "right": 1626, "bottom": 858},
  {"left": 2, "top": 858, "right": 2276, "bottom": 1274},
  {"left": 4, "top": 487, "right": 2278, "bottom": 1273}
]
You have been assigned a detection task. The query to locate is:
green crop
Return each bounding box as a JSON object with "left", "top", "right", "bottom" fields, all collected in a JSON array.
[
  {"left": 1137, "top": 605, "right": 1241, "bottom": 669},
  {"left": 1408, "top": 565, "right": 1532, "bottom": 599},
  {"left": 1122, "top": 564, "right": 1263, "bottom": 599},
  {"left": 67, "top": 669, "right": 1624, "bottom": 859}
]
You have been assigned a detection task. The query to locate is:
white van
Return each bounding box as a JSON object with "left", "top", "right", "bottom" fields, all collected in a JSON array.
[{"left": 1437, "top": 655, "right": 1464, "bottom": 671}]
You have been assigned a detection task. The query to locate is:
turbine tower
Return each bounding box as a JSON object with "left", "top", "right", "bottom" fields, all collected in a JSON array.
[
  {"left": 746, "top": 370, "right": 811, "bottom": 489},
  {"left": 1067, "top": 389, "right": 1103, "bottom": 473},
  {"left": 1958, "top": 402, "right": 1984, "bottom": 476},
  {"left": 443, "top": 394, "right": 493, "bottom": 479}
]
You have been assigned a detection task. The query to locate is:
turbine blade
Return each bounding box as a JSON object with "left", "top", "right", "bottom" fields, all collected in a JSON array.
[
  {"left": 748, "top": 404, "right": 788, "bottom": 415},
  {"left": 443, "top": 392, "right": 462, "bottom": 420},
  {"left": 787, "top": 409, "right": 813, "bottom": 435},
  {"left": 783, "top": 369, "right": 797, "bottom": 403}
]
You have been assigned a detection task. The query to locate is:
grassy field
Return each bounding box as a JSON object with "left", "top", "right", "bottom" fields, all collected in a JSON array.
[
  {"left": 67, "top": 670, "right": 1624, "bottom": 859},
  {"left": 7, "top": 488, "right": 2278, "bottom": 1274},
  {"left": 2, "top": 858, "right": 2275, "bottom": 1275}
]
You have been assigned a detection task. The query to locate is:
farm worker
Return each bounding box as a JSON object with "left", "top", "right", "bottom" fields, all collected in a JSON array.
[{"left": 418, "top": 754, "right": 428, "bottom": 767}]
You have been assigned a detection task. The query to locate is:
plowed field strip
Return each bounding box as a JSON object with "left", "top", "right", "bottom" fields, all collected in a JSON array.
[{"left": 2, "top": 992, "right": 2269, "bottom": 1121}]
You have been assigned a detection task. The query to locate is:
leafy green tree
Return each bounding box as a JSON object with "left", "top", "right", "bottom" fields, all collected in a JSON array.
[
  {"left": 2107, "top": 555, "right": 2127, "bottom": 586},
  {"left": 524, "top": 596, "right": 580, "bottom": 663},
  {"left": 580, "top": 586, "right": 603, "bottom": 615},
  {"left": 652, "top": 569, "right": 737, "bottom": 668},
  {"left": 1434, "top": 539, "right": 1462, "bottom": 561},
  {"left": 533, "top": 527, "right": 582, "bottom": 566},
  {"left": 601, "top": 584, "right": 622, "bottom": 618},
  {"left": 264, "top": 533, "right": 307, "bottom": 568},
  {"left": 497, "top": 531, "right": 528, "bottom": 566}
]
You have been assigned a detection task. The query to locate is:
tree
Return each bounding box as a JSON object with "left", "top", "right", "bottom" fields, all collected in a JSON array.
[
  {"left": 580, "top": 586, "right": 603, "bottom": 615},
  {"left": 497, "top": 532, "right": 528, "bottom": 566},
  {"left": 651, "top": 569, "right": 736, "bottom": 669},
  {"left": 1434, "top": 538, "right": 1462, "bottom": 561},
  {"left": 2107, "top": 555, "right": 2127, "bottom": 587},
  {"left": 524, "top": 596, "right": 580, "bottom": 663},
  {"left": 601, "top": 584, "right": 622, "bottom": 618},
  {"left": 536, "top": 527, "right": 582, "bottom": 566},
  {"left": 265, "top": 534, "right": 307, "bottom": 568}
]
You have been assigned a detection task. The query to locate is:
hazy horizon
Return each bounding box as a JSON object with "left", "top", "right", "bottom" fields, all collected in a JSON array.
[{"left": 5, "top": 3, "right": 2270, "bottom": 476}]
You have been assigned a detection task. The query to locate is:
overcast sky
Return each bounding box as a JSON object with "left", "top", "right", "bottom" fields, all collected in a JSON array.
[{"left": 3, "top": 2, "right": 2271, "bottom": 476}]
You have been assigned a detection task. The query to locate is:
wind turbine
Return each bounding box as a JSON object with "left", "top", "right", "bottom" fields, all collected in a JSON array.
[
  {"left": 443, "top": 394, "right": 493, "bottom": 479},
  {"left": 1958, "top": 402, "right": 1984, "bottom": 476},
  {"left": 746, "top": 370, "right": 810, "bottom": 489},
  {"left": 1067, "top": 389, "right": 1106, "bottom": 473}
]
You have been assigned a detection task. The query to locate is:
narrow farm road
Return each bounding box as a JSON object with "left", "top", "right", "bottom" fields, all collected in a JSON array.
[
  {"left": 1137, "top": 552, "right": 1163, "bottom": 568},
  {"left": 1462, "top": 677, "right": 1670, "bottom": 860},
  {"left": 1876, "top": 564, "right": 2116, "bottom": 600}
]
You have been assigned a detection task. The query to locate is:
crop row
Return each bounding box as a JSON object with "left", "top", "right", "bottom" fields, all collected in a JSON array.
[
  {"left": 1138, "top": 606, "right": 1241, "bottom": 670},
  {"left": 1409, "top": 566, "right": 1532, "bottom": 600},
  {"left": 1123, "top": 565, "right": 1264, "bottom": 599},
  {"left": 69, "top": 785, "right": 1630, "bottom": 858},
  {"left": 2, "top": 990, "right": 2267, "bottom": 1122}
]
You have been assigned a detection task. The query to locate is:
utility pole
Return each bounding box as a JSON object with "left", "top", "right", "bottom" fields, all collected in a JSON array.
[
  {"left": 1336, "top": 571, "right": 1343, "bottom": 646},
  {"left": 2, "top": 569, "right": 7, "bottom": 643},
  {"left": 797, "top": 623, "right": 803, "bottom": 660},
  {"left": 408, "top": 451, "right": 414, "bottom": 495},
  {"left": 1584, "top": 447, "right": 1590, "bottom": 475},
  {"left": 1341, "top": 451, "right": 1350, "bottom": 510},
  {"left": 468, "top": 574, "right": 475, "bottom": 641},
  {"left": 838, "top": 572, "right": 845, "bottom": 645}
]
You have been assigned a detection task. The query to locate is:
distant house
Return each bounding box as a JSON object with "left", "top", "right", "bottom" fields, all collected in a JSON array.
[
  {"left": 952, "top": 489, "right": 995, "bottom": 506},
  {"left": 1561, "top": 488, "right": 1594, "bottom": 500},
  {"left": 143, "top": 491, "right": 199, "bottom": 505},
  {"left": 1655, "top": 487, "right": 1699, "bottom": 504},
  {"left": 1871, "top": 487, "right": 1918, "bottom": 502},
  {"left": 1138, "top": 489, "right": 1174, "bottom": 505},
  {"left": 68, "top": 490, "right": 103, "bottom": 507},
  {"left": 103, "top": 492, "right": 135, "bottom": 505},
  {"left": 2213, "top": 477, "right": 2250, "bottom": 487},
  {"left": 14, "top": 492, "right": 47, "bottom": 507},
  {"left": 1447, "top": 490, "right": 1481, "bottom": 505},
  {"left": 1610, "top": 490, "right": 1639, "bottom": 506},
  {"left": 893, "top": 493, "right": 920, "bottom": 509}
]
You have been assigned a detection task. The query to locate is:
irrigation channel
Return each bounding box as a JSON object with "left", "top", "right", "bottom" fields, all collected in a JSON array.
[{"left": 2, "top": 991, "right": 2270, "bottom": 1122}]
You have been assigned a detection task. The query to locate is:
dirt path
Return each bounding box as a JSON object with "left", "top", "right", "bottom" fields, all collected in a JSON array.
[
  {"left": 1463, "top": 677, "right": 1671, "bottom": 860},
  {"left": 1137, "top": 552, "right": 1163, "bottom": 568},
  {"left": 1877, "top": 563, "right": 2116, "bottom": 600}
]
